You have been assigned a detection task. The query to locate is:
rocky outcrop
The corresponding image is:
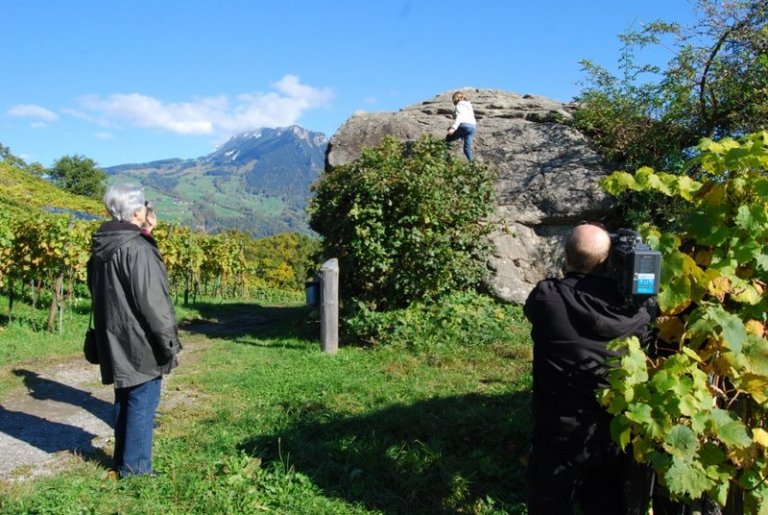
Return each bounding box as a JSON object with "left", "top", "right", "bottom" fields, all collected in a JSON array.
[{"left": 325, "top": 89, "right": 616, "bottom": 303}]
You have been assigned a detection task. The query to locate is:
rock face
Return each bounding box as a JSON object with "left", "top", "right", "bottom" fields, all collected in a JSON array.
[{"left": 325, "top": 89, "right": 615, "bottom": 303}]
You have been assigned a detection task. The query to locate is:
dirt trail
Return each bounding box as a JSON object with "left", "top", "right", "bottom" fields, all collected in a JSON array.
[
  {"left": 0, "top": 359, "right": 115, "bottom": 480},
  {"left": 0, "top": 330, "right": 212, "bottom": 482}
]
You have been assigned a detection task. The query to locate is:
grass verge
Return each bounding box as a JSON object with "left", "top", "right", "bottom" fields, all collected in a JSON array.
[{"left": 0, "top": 295, "right": 533, "bottom": 514}]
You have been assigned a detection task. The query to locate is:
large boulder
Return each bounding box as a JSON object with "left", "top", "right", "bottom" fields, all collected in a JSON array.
[{"left": 325, "top": 88, "right": 615, "bottom": 303}]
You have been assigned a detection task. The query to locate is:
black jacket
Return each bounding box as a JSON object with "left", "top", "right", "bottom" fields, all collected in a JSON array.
[
  {"left": 87, "top": 221, "right": 181, "bottom": 388},
  {"left": 524, "top": 272, "right": 651, "bottom": 447}
]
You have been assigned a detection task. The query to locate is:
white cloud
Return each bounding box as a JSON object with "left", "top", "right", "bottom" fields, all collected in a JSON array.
[
  {"left": 76, "top": 75, "right": 334, "bottom": 138},
  {"left": 6, "top": 104, "right": 59, "bottom": 122},
  {"left": 95, "top": 132, "right": 113, "bottom": 140},
  {"left": 78, "top": 93, "right": 215, "bottom": 135},
  {"left": 273, "top": 74, "right": 333, "bottom": 106}
]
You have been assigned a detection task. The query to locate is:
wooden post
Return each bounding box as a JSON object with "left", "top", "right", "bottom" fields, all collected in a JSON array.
[{"left": 320, "top": 258, "right": 339, "bottom": 354}]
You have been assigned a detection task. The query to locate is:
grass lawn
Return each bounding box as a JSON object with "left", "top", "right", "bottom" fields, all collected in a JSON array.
[{"left": 0, "top": 297, "right": 533, "bottom": 514}]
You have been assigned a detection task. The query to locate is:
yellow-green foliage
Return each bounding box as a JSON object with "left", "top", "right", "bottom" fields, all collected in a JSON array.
[
  {"left": 0, "top": 160, "right": 316, "bottom": 304},
  {"left": 599, "top": 131, "right": 768, "bottom": 510},
  {"left": 0, "top": 163, "right": 103, "bottom": 291},
  {"left": 246, "top": 232, "right": 320, "bottom": 291},
  {"left": 0, "top": 162, "right": 103, "bottom": 216}
]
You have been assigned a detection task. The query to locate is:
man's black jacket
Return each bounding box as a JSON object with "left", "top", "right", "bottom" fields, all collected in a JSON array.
[{"left": 524, "top": 272, "right": 651, "bottom": 448}]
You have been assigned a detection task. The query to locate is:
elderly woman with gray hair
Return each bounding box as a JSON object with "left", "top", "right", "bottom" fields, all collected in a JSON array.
[{"left": 87, "top": 183, "right": 181, "bottom": 478}]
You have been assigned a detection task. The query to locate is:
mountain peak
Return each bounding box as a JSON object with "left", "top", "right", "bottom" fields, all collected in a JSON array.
[
  {"left": 210, "top": 126, "right": 328, "bottom": 164},
  {"left": 286, "top": 125, "right": 328, "bottom": 145},
  {"left": 102, "top": 125, "right": 328, "bottom": 237}
]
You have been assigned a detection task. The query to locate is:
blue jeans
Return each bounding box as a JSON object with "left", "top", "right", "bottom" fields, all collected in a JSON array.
[
  {"left": 446, "top": 123, "right": 476, "bottom": 161},
  {"left": 113, "top": 377, "right": 162, "bottom": 477}
]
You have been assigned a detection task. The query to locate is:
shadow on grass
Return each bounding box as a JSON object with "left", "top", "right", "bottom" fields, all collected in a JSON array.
[
  {"left": 0, "top": 312, "right": 48, "bottom": 331},
  {"left": 179, "top": 302, "right": 319, "bottom": 345},
  {"left": 241, "top": 391, "right": 531, "bottom": 515}
]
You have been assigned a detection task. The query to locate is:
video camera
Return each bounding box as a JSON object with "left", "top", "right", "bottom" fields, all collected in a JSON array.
[{"left": 606, "top": 229, "right": 662, "bottom": 301}]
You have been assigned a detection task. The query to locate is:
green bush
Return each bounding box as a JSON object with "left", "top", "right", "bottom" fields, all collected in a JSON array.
[
  {"left": 345, "top": 291, "right": 525, "bottom": 348},
  {"left": 309, "top": 135, "right": 495, "bottom": 310}
]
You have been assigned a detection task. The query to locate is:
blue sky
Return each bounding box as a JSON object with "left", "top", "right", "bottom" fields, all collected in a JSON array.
[{"left": 1, "top": 1, "right": 698, "bottom": 168}]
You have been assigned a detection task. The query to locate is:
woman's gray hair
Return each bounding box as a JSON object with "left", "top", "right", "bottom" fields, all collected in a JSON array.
[{"left": 104, "top": 183, "right": 145, "bottom": 222}]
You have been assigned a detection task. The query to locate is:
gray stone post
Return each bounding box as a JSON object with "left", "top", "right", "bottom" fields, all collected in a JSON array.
[{"left": 320, "top": 258, "right": 339, "bottom": 354}]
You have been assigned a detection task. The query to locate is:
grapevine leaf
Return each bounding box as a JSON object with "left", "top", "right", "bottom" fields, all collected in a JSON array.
[
  {"left": 692, "top": 410, "right": 710, "bottom": 434},
  {"left": 626, "top": 402, "right": 654, "bottom": 426},
  {"left": 754, "top": 178, "right": 768, "bottom": 198},
  {"left": 707, "top": 276, "right": 731, "bottom": 302},
  {"left": 602, "top": 171, "right": 637, "bottom": 196},
  {"left": 742, "top": 336, "right": 768, "bottom": 375},
  {"left": 681, "top": 346, "right": 703, "bottom": 363},
  {"left": 609, "top": 415, "right": 631, "bottom": 450},
  {"left": 699, "top": 442, "right": 727, "bottom": 466},
  {"left": 709, "top": 409, "right": 752, "bottom": 449},
  {"left": 685, "top": 308, "right": 719, "bottom": 348},
  {"left": 718, "top": 314, "right": 748, "bottom": 355},
  {"left": 663, "top": 425, "right": 699, "bottom": 459},
  {"left": 621, "top": 346, "right": 649, "bottom": 385},
  {"left": 739, "top": 205, "right": 768, "bottom": 233},
  {"left": 708, "top": 408, "right": 735, "bottom": 428},
  {"left": 650, "top": 368, "right": 676, "bottom": 392},
  {"left": 674, "top": 175, "right": 702, "bottom": 201},
  {"left": 753, "top": 428, "right": 768, "bottom": 448},
  {"left": 730, "top": 283, "right": 763, "bottom": 306},
  {"left": 664, "top": 457, "right": 712, "bottom": 499},
  {"left": 678, "top": 389, "right": 706, "bottom": 417},
  {"left": 690, "top": 304, "right": 748, "bottom": 354},
  {"left": 755, "top": 252, "right": 768, "bottom": 272},
  {"left": 711, "top": 480, "right": 730, "bottom": 510},
  {"left": 719, "top": 420, "right": 752, "bottom": 449},
  {"left": 656, "top": 316, "right": 685, "bottom": 344},
  {"left": 644, "top": 169, "right": 672, "bottom": 195},
  {"left": 732, "top": 236, "right": 763, "bottom": 264},
  {"left": 634, "top": 167, "right": 658, "bottom": 190},
  {"left": 697, "top": 182, "right": 727, "bottom": 207},
  {"left": 630, "top": 437, "right": 654, "bottom": 463},
  {"left": 735, "top": 373, "right": 768, "bottom": 404},
  {"left": 687, "top": 209, "right": 729, "bottom": 245},
  {"left": 725, "top": 146, "right": 758, "bottom": 170},
  {"left": 659, "top": 274, "right": 692, "bottom": 315}
]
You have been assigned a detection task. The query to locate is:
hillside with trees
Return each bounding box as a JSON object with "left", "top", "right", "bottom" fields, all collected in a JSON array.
[
  {"left": 103, "top": 126, "right": 327, "bottom": 237},
  {"left": 0, "top": 150, "right": 320, "bottom": 334}
]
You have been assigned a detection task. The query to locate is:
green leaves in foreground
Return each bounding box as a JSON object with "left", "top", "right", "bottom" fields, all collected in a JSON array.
[
  {"left": 602, "top": 166, "right": 702, "bottom": 201},
  {"left": 599, "top": 131, "right": 768, "bottom": 510},
  {"left": 602, "top": 339, "right": 755, "bottom": 503}
]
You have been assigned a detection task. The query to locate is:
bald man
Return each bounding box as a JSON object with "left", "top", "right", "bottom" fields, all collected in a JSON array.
[{"left": 524, "top": 223, "right": 652, "bottom": 515}]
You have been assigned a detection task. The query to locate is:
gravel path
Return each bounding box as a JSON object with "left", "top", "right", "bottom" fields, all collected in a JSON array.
[
  {"left": 0, "top": 359, "right": 115, "bottom": 481},
  {"left": 0, "top": 330, "right": 211, "bottom": 482}
]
